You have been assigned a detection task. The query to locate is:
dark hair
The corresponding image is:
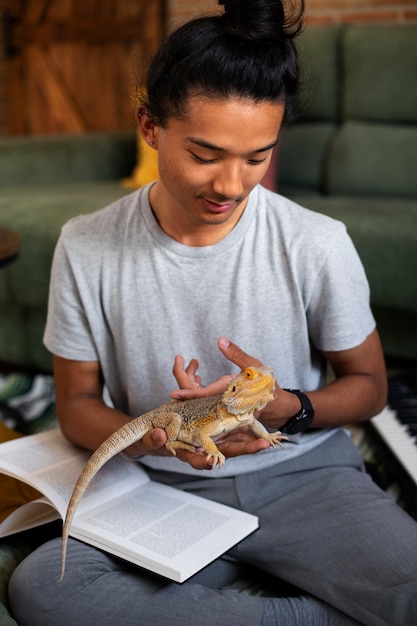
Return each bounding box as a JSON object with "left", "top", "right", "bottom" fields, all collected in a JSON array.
[{"left": 141, "top": 0, "right": 304, "bottom": 126}]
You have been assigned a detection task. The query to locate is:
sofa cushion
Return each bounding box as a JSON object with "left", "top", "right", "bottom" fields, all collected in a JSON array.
[
  {"left": 0, "top": 182, "right": 131, "bottom": 370},
  {"left": 326, "top": 122, "right": 417, "bottom": 198},
  {"left": 277, "top": 122, "right": 336, "bottom": 192},
  {"left": 343, "top": 25, "right": 417, "bottom": 124},
  {"left": 297, "top": 25, "right": 341, "bottom": 122},
  {"left": 0, "top": 132, "right": 136, "bottom": 187},
  {"left": 287, "top": 195, "right": 417, "bottom": 314},
  {"left": 0, "top": 182, "right": 131, "bottom": 308}
]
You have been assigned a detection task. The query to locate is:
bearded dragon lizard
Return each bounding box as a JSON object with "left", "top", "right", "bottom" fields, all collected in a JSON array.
[{"left": 59, "top": 365, "right": 287, "bottom": 580}]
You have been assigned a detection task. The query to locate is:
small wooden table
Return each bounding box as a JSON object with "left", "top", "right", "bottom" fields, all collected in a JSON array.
[{"left": 0, "top": 227, "right": 20, "bottom": 267}]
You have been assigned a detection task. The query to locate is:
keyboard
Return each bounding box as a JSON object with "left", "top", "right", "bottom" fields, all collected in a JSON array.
[{"left": 370, "top": 373, "right": 417, "bottom": 487}]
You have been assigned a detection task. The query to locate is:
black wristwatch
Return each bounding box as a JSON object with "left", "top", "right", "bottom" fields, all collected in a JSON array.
[{"left": 281, "top": 389, "right": 315, "bottom": 434}]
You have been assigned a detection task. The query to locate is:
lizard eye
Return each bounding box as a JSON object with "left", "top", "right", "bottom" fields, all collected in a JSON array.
[{"left": 244, "top": 368, "right": 257, "bottom": 379}]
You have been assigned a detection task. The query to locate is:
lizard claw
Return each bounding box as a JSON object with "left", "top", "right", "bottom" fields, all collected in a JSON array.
[
  {"left": 206, "top": 451, "right": 226, "bottom": 468},
  {"left": 267, "top": 431, "right": 289, "bottom": 448}
]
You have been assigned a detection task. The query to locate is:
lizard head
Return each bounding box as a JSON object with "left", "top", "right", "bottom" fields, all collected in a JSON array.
[{"left": 222, "top": 365, "right": 275, "bottom": 417}]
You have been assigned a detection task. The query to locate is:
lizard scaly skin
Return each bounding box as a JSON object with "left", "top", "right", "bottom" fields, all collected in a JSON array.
[{"left": 59, "top": 365, "right": 287, "bottom": 580}]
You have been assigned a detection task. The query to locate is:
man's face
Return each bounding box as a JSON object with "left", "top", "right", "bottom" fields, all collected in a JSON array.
[{"left": 149, "top": 96, "right": 285, "bottom": 245}]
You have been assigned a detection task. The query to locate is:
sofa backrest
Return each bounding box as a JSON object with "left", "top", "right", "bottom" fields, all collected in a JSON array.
[
  {"left": 278, "top": 24, "right": 417, "bottom": 199},
  {"left": 277, "top": 25, "right": 340, "bottom": 193},
  {"left": 343, "top": 25, "right": 417, "bottom": 124},
  {"left": 0, "top": 131, "right": 137, "bottom": 187}
]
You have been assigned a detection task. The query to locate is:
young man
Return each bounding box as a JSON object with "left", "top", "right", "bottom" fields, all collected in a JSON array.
[{"left": 9, "top": 1, "right": 417, "bottom": 624}]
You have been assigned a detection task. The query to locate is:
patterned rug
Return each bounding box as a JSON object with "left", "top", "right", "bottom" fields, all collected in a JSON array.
[{"left": 0, "top": 372, "right": 58, "bottom": 435}]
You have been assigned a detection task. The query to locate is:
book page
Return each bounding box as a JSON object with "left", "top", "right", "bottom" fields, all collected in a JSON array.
[
  {"left": 0, "top": 429, "right": 150, "bottom": 530},
  {"left": 0, "top": 431, "right": 86, "bottom": 516},
  {"left": 71, "top": 480, "right": 259, "bottom": 582},
  {"left": 0, "top": 498, "right": 61, "bottom": 536}
]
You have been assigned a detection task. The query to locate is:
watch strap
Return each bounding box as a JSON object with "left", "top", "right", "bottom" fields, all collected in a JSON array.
[{"left": 281, "top": 389, "right": 314, "bottom": 434}]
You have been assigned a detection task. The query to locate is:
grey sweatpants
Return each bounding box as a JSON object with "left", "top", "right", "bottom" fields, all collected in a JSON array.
[{"left": 8, "top": 431, "right": 417, "bottom": 625}]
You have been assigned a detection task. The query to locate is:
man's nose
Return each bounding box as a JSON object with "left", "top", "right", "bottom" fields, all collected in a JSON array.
[{"left": 212, "top": 162, "right": 243, "bottom": 199}]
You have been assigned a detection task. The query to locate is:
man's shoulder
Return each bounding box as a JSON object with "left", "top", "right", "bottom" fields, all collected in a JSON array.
[
  {"left": 63, "top": 188, "right": 143, "bottom": 238},
  {"left": 56, "top": 188, "right": 149, "bottom": 263},
  {"left": 256, "top": 185, "right": 346, "bottom": 237}
]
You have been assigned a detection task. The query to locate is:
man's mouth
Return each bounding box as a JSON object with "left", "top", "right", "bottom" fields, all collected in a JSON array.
[{"left": 201, "top": 197, "right": 234, "bottom": 213}]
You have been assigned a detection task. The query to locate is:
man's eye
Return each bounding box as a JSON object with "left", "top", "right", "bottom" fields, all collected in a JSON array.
[
  {"left": 248, "top": 158, "right": 267, "bottom": 165},
  {"left": 191, "top": 152, "right": 216, "bottom": 164}
]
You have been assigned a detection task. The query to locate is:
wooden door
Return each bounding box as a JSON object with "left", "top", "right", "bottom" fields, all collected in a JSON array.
[{"left": 4, "top": 0, "right": 166, "bottom": 134}]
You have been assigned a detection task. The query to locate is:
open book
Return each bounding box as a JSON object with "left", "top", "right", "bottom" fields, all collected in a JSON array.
[{"left": 0, "top": 429, "right": 258, "bottom": 582}]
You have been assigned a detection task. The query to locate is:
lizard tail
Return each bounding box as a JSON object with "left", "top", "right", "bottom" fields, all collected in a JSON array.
[{"left": 59, "top": 419, "right": 147, "bottom": 582}]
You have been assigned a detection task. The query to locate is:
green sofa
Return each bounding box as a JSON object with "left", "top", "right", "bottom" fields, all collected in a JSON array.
[
  {"left": 0, "top": 24, "right": 417, "bottom": 374},
  {"left": 277, "top": 24, "right": 417, "bottom": 361},
  {"left": 0, "top": 131, "right": 136, "bottom": 372}
]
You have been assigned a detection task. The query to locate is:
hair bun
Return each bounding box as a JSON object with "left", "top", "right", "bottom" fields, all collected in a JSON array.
[{"left": 218, "top": 0, "right": 302, "bottom": 40}]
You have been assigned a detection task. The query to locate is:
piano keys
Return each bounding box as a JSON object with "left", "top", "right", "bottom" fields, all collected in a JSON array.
[{"left": 367, "top": 372, "right": 417, "bottom": 518}]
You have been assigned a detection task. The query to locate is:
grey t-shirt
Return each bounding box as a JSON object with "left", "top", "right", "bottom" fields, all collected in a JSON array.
[{"left": 44, "top": 184, "right": 375, "bottom": 477}]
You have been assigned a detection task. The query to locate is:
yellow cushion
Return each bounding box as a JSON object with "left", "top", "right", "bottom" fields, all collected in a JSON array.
[
  {"left": 0, "top": 423, "right": 41, "bottom": 523},
  {"left": 122, "top": 133, "right": 159, "bottom": 189}
]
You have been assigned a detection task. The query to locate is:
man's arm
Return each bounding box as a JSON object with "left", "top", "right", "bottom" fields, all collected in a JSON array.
[
  {"left": 172, "top": 329, "right": 388, "bottom": 431},
  {"left": 257, "top": 328, "right": 387, "bottom": 431},
  {"left": 53, "top": 356, "right": 168, "bottom": 457},
  {"left": 55, "top": 327, "right": 386, "bottom": 469},
  {"left": 54, "top": 355, "right": 260, "bottom": 469}
]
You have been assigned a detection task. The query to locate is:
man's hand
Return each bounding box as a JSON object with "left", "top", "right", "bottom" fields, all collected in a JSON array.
[
  {"left": 124, "top": 425, "right": 273, "bottom": 470},
  {"left": 171, "top": 336, "right": 262, "bottom": 400},
  {"left": 165, "top": 337, "right": 273, "bottom": 468}
]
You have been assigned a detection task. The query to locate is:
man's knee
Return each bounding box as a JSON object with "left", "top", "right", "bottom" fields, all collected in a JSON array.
[
  {"left": 9, "top": 540, "right": 59, "bottom": 625},
  {"left": 8, "top": 538, "right": 113, "bottom": 625}
]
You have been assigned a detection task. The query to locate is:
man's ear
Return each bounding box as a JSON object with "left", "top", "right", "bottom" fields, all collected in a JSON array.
[{"left": 136, "top": 106, "right": 158, "bottom": 149}]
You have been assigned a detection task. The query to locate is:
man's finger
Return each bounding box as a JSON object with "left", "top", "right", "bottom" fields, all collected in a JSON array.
[
  {"left": 172, "top": 355, "right": 201, "bottom": 390},
  {"left": 185, "top": 358, "right": 200, "bottom": 378},
  {"left": 142, "top": 428, "right": 167, "bottom": 450},
  {"left": 218, "top": 337, "right": 262, "bottom": 370},
  {"left": 171, "top": 374, "right": 235, "bottom": 400}
]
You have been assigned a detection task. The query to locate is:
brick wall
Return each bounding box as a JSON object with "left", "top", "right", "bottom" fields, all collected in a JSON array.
[
  {"left": 168, "top": 0, "right": 417, "bottom": 29},
  {"left": 167, "top": 1, "right": 220, "bottom": 30},
  {"left": 304, "top": 0, "right": 417, "bottom": 24}
]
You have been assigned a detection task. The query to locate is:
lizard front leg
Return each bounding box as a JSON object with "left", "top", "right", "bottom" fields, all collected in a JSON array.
[
  {"left": 162, "top": 412, "right": 196, "bottom": 456},
  {"left": 249, "top": 418, "right": 288, "bottom": 448},
  {"left": 194, "top": 432, "right": 226, "bottom": 468}
]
